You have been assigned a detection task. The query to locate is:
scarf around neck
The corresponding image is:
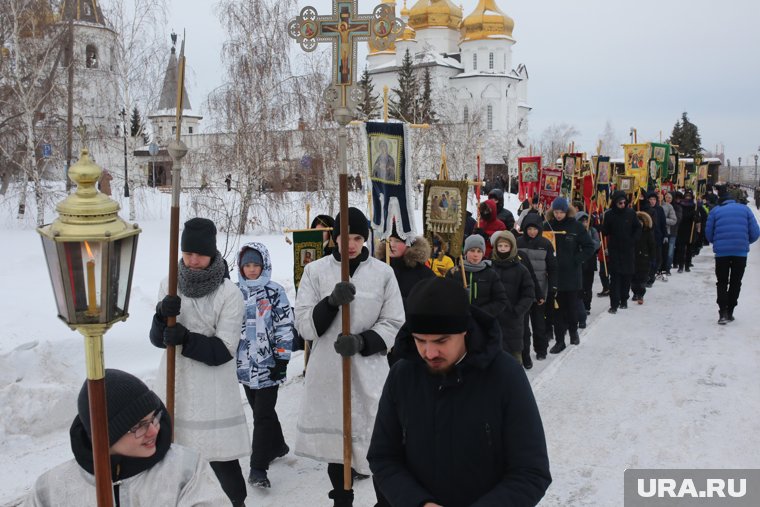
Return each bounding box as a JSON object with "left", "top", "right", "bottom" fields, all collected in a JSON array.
[
  {"left": 463, "top": 259, "right": 489, "bottom": 272},
  {"left": 178, "top": 251, "right": 226, "bottom": 298}
]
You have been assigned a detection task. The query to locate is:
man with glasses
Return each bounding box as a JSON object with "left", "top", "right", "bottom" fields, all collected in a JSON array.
[
  {"left": 24, "top": 369, "right": 227, "bottom": 506},
  {"left": 602, "top": 191, "right": 642, "bottom": 314}
]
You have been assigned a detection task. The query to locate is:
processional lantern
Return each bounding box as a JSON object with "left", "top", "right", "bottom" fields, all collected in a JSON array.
[{"left": 37, "top": 148, "right": 141, "bottom": 507}]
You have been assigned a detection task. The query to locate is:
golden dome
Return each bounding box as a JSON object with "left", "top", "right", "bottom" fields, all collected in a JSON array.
[
  {"left": 408, "top": 0, "right": 463, "bottom": 31},
  {"left": 461, "top": 0, "right": 515, "bottom": 42},
  {"left": 400, "top": 25, "right": 417, "bottom": 41},
  {"left": 400, "top": 0, "right": 410, "bottom": 17}
]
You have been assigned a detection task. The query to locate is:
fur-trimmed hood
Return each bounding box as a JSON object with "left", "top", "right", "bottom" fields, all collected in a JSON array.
[
  {"left": 544, "top": 206, "right": 577, "bottom": 222},
  {"left": 636, "top": 211, "right": 652, "bottom": 230},
  {"left": 375, "top": 236, "right": 431, "bottom": 268}
]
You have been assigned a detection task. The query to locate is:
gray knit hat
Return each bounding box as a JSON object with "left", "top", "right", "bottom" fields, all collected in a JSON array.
[
  {"left": 77, "top": 369, "right": 162, "bottom": 446},
  {"left": 463, "top": 234, "right": 486, "bottom": 254}
]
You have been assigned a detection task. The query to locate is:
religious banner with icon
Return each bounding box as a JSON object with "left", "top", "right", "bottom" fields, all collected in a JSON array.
[
  {"left": 518, "top": 156, "right": 542, "bottom": 202},
  {"left": 292, "top": 230, "right": 324, "bottom": 291},
  {"left": 698, "top": 163, "right": 709, "bottom": 181},
  {"left": 367, "top": 121, "right": 417, "bottom": 240},
  {"left": 539, "top": 166, "right": 562, "bottom": 208},
  {"left": 623, "top": 143, "right": 650, "bottom": 190},
  {"left": 677, "top": 159, "right": 687, "bottom": 188},
  {"left": 594, "top": 156, "right": 611, "bottom": 205},
  {"left": 422, "top": 179, "right": 468, "bottom": 258},
  {"left": 650, "top": 142, "right": 671, "bottom": 182},
  {"left": 561, "top": 153, "right": 583, "bottom": 199}
]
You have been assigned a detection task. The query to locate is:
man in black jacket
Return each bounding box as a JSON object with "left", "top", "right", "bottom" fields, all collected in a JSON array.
[
  {"left": 602, "top": 191, "right": 642, "bottom": 313},
  {"left": 368, "top": 277, "right": 551, "bottom": 507}
]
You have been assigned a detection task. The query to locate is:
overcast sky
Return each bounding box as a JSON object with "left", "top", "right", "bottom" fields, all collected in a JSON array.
[{"left": 168, "top": 0, "right": 760, "bottom": 164}]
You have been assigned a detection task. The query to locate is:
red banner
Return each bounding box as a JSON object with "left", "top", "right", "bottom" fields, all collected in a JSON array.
[
  {"left": 518, "top": 156, "right": 541, "bottom": 202},
  {"left": 539, "top": 167, "right": 562, "bottom": 208}
]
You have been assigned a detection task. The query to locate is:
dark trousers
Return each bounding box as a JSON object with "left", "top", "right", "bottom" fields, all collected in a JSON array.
[
  {"left": 649, "top": 242, "right": 662, "bottom": 281},
  {"left": 553, "top": 290, "right": 579, "bottom": 343},
  {"left": 581, "top": 269, "right": 594, "bottom": 310},
  {"left": 609, "top": 271, "right": 632, "bottom": 309},
  {"left": 675, "top": 240, "right": 692, "bottom": 268},
  {"left": 715, "top": 256, "right": 747, "bottom": 312},
  {"left": 598, "top": 259, "right": 610, "bottom": 290},
  {"left": 523, "top": 301, "right": 547, "bottom": 356},
  {"left": 631, "top": 273, "right": 648, "bottom": 299},
  {"left": 209, "top": 460, "right": 246, "bottom": 506},
  {"left": 243, "top": 384, "right": 286, "bottom": 471}
]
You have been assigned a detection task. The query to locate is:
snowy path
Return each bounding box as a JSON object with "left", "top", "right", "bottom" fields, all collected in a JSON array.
[{"left": 2, "top": 203, "right": 760, "bottom": 506}]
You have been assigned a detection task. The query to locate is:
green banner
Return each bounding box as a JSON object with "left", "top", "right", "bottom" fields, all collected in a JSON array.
[
  {"left": 650, "top": 142, "right": 671, "bottom": 181},
  {"left": 293, "top": 230, "right": 324, "bottom": 291}
]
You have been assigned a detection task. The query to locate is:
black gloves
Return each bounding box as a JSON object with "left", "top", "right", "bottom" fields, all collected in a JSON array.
[
  {"left": 157, "top": 295, "right": 181, "bottom": 319},
  {"left": 271, "top": 359, "right": 288, "bottom": 381},
  {"left": 334, "top": 333, "right": 364, "bottom": 357},
  {"left": 164, "top": 322, "right": 189, "bottom": 346},
  {"left": 328, "top": 281, "right": 356, "bottom": 307}
]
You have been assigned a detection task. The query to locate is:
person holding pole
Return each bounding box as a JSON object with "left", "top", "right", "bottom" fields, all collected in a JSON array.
[
  {"left": 294, "top": 207, "right": 404, "bottom": 507},
  {"left": 149, "top": 218, "right": 249, "bottom": 506},
  {"left": 24, "top": 369, "right": 227, "bottom": 506},
  {"left": 367, "top": 277, "right": 552, "bottom": 506}
]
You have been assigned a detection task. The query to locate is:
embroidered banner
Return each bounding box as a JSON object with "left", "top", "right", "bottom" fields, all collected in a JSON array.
[
  {"left": 293, "top": 230, "right": 323, "bottom": 291},
  {"left": 561, "top": 153, "right": 583, "bottom": 198},
  {"left": 518, "top": 156, "right": 541, "bottom": 202},
  {"left": 422, "top": 179, "right": 468, "bottom": 258},
  {"left": 623, "top": 143, "right": 650, "bottom": 190},
  {"left": 367, "top": 121, "right": 417, "bottom": 241},
  {"left": 539, "top": 167, "right": 562, "bottom": 208},
  {"left": 650, "top": 142, "right": 671, "bottom": 182}
]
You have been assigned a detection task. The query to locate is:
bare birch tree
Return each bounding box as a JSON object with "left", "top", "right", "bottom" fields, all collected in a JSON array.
[{"left": 0, "top": 0, "right": 66, "bottom": 225}]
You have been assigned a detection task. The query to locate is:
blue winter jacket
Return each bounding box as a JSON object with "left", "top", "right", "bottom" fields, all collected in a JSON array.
[
  {"left": 236, "top": 242, "right": 294, "bottom": 389},
  {"left": 705, "top": 200, "right": 760, "bottom": 257}
]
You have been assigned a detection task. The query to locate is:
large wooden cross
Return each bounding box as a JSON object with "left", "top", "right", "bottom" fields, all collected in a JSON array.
[{"left": 289, "top": 0, "right": 403, "bottom": 116}]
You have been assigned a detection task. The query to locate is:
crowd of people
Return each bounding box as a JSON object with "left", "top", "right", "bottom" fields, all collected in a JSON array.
[{"left": 23, "top": 181, "right": 758, "bottom": 507}]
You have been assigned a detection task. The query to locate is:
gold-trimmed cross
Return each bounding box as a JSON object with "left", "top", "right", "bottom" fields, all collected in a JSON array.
[{"left": 289, "top": 1, "right": 404, "bottom": 117}]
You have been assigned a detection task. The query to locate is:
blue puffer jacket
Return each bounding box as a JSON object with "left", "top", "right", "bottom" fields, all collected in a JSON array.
[
  {"left": 236, "top": 242, "right": 294, "bottom": 389},
  {"left": 705, "top": 200, "right": 760, "bottom": 257}
]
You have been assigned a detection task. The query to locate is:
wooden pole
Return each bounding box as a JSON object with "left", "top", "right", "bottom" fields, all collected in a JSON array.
[
  {"left": 81, "top": 326, "right": 113, "bottom": 507},
  {"left": 337, "top": 126, "right": 352, "bottom": 491},
  {"left": 166, "top": 36, "right": 187, "bottom": 430}
]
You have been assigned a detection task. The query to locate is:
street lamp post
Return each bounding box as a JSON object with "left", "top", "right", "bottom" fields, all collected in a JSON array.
[
  {"left": 37, "top": 149, "right": 141, "bottom": 507},
  {"left": 737, "top": 156, "right": 742, "bottom": 184},
  {"left": 119, "top": 108, "right": 129, "bottom": 197},
  {"left": 754, "top": 154, "right": 758, "bottom": 187}
]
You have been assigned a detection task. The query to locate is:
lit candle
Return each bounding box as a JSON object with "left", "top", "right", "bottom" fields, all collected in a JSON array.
[{"left": 85, "top": 242, "right": 97, "bottom": 315}]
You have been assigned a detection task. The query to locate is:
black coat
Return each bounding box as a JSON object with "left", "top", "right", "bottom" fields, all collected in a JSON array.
[
  {"left": 602, "top": 206, "right": 642, "bottom": 275},
  {"left": 676, "top": 200, "right": 696, "bottom": 244},
  {"left": 516, "top": 215, "right": 558, "bottom": 298},
  {"left": 491, "top": 256, "right": 535, "bottom": 353},
  {"left": 542, "top": 209, "right": 595, "bottom": 291},
  {"left": 368, "top": 306, "right": 552, "bottom": 507},
  {"left": 375, "top": 238, "right": 435, "bottom": 307},
  {"left": 635, "top": 216, "right": 656, "bottom": 280},
  {"left": 644, "top": 203, "right": 667, "bottom": 244},
  {"left": 446, "top": 264, "right": 507, "bottom": 318}
]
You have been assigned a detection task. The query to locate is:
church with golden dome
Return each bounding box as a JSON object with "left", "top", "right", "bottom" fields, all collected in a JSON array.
[{"left": 367, "top": 0, "right": 530, "bottom": 168}]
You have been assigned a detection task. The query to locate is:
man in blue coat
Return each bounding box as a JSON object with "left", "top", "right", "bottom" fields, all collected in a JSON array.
[
  {"left": 368, "top": 277, "right": 551, "bottom": 507},
  {"left": 705, "top": 192, "right": 760, "bottom": 324}
]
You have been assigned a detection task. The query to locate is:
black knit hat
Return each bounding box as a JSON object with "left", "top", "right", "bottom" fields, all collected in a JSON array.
[
  {"left": 181, "top": 217, "right": 217, "bottom": 257},
  {"left": 311, "top": 214, "right": 335, "bottom": 229},
  {"left": 406, "top": 277, "right": 470, "bottom": 334},
  {"left": 333, "top": 207, "right": 369, "bottom": 241},
  {"left": 77, "top": 369, "right": 162, "bottom": 446}
]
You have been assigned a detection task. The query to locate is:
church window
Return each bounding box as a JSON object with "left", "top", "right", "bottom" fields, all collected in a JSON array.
[
  {"left": 188, "top": 126, "right": 194, "bottom": 134},
  {"left": 172, "top": 126, "right": 177, "bottom": 135},
  {"left": 84, "top": 3, "right": 92, "bottom": 16},
  {"left": 463, "top": 106, "right": 469, "bottom": 124},
  {"left": 473, "top": 53, "right": 477, "bottom": 70},
  {"left": 487, "top": 105, "right": 493, "bottom": 130},
  {"left": 489, "top": 53, "right": 494, "bottom": 70},
  {"left": 85, "top": 44, "right": 98, "bottom": 69}
]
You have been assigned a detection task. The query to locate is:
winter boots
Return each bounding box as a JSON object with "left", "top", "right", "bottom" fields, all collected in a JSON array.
[
  {"left": 549, "top": 341, "right": 566, "bottom": 354},
  {"left": 328, "top": 489, "right": 355, "bottom": 507},
  {"left": 718, "top": 308, "right": 735, "bottom": 325},
  {"left": 569, "top": 330, "right": 580, "bottom": 345},
  {"left": 248, "top": 468, "right": 270, "bottom": 488},
  {"left": 597, "top": 289, "right": 610, "bottom": 297}
]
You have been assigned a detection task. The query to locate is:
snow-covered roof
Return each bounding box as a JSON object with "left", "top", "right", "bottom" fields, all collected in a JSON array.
[{"left": 148, "top": 108, "right": 202, "bottom": 119}]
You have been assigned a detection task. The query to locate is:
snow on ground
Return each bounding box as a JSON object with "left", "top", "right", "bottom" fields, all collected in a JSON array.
[{"left": 1, "top": 188, "right": 759, "bottom": 506}]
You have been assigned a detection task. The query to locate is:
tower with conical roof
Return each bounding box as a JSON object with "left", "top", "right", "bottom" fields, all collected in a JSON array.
[
  {"left": 148, "top": 35, "right": 202, "bottom": 145},
  {"left": 58, "top": 0, "right": 120, "bottom": 140}
]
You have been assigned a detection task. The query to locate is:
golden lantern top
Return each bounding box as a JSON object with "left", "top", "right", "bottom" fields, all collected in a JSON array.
[
  {"left": 460, "top": 0, "right": 515, "bottom": 42},
  {"left": 407, "top": 0, "right": 463, "bottom": 31},
  {"left": 41, "top": 149, "right": 138, "bottom": 242},
  {"left": 400, "top": 0, "right": 411, "bottom": 17}
]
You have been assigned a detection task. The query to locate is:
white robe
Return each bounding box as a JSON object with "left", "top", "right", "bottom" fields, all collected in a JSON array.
[
  {"left": 155, "top": 278, "right": 249, "bottom": 462},
  {"left": 23, "top": 445, "right": 227, "bottom": 506},
  {"left": 295, "top": 254, "right": 404, "bottom": 474}
]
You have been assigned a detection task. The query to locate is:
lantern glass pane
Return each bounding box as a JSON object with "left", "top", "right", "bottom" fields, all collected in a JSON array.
[
  {"left": 107, "top": 236, "right": 136, "bottom": 320},
  {"left": 62, "top": 240, "right": 104, "bottom": 323},
  {"left": 41, "top": 236, "right": 68, "bottom": 320}
]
